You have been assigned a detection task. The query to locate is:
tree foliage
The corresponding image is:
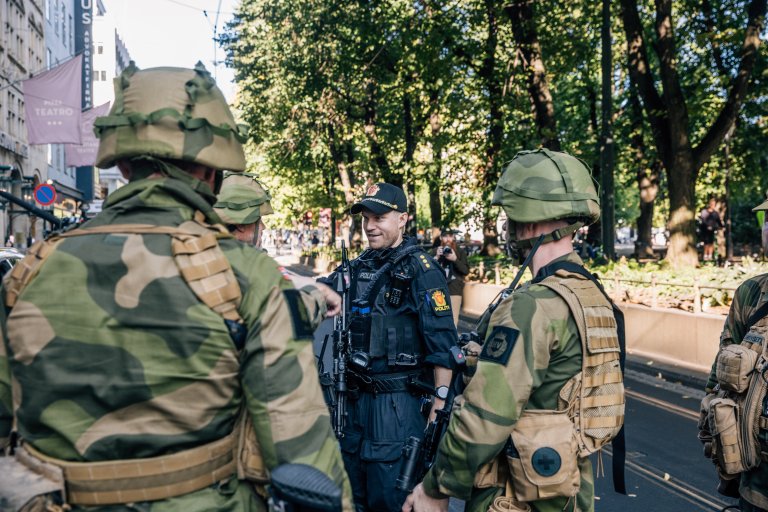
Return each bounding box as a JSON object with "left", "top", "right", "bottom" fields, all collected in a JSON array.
[{"left": 222, "top": 0, "right": 768, "bottom": 266}]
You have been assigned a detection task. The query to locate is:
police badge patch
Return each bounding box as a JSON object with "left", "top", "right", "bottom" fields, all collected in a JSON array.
[
  {"left": 479, "top": 326, "right": 519, "bottom": 365},
  {"left": 426, "top": 288, "right": 452, "bottom": 316}
]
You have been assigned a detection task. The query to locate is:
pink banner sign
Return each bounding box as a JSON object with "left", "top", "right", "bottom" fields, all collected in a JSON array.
[
  {"left": 65, "top": 102, "right": 110, "bottom": 167},
  {"left": 22, "top": 55, "right": 83, "bottom": 144}
]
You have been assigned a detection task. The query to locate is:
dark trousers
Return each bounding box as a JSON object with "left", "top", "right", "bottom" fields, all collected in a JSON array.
[{"left": 340, "top": 390, "right": 427, "bottom": 512}]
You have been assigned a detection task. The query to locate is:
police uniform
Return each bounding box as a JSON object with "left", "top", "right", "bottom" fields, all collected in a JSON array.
[
  {"left": 0, "top": 64, "right": 352, "bottom": 511},
  {"left": 320, "top": 185, "right": 457, "bottom": 512},
  {"left": 414, "top": 150, "right": 624, "bottom": 512}
]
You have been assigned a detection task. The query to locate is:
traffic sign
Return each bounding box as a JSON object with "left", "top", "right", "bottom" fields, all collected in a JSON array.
[{"left": 34, "top": 184, "right": 57, "bottom": 206}]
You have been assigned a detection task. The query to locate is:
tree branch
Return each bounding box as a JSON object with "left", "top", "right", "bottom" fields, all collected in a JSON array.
[{"left": 694, "top": 0, "right": 767, "bottom": 170}]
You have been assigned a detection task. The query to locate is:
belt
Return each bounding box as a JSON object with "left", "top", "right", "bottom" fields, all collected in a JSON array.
[
  {"left": 353, "top": 372, "right": 422, "bottom": 394},
  {"left": 18, "top": 432, "right": 237, "bottom": 505}
]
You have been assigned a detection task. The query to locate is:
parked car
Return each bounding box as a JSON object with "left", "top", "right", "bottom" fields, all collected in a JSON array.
[{"left": 0, "top": 247, "right": 24, "bottom": 279}]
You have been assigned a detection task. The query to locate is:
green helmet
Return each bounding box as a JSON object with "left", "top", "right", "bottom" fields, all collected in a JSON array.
[
  {"left": 94, "top": 62, "right": 248, "bottom": 172},
  {"left": 214, "top": 173, "right": 273, "bottom": 225},
  {"left": 492, "top": 148, "right": 600, "bottom": 225}
]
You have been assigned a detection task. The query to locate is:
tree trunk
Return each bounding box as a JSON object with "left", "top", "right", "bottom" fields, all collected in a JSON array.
[
  {"left": 403, "top": 93, "right": 418, "bottom": 236},
  {"left": 428, "top": 91, "right": 443, "bottom": 230},
  {"left": 506, "top": 0, "right": 561, "bottom": 151},
  {"left": 364, "top": 81, "right": 395, "bottom": 185}
]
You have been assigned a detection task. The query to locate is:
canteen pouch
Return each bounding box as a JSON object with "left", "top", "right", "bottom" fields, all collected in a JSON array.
[
  {"left": 506, "top": 410, "right": 580, "bottom": 502},
  {"left": 709, "top": 397, "right": 747, "bottom": 476},
  {"left": 716, "top": 344, "right": 758, "bottom": 393}
]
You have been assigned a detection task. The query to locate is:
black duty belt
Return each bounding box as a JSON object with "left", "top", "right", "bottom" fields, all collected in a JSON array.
[{"left": 352, "top": 371, "right": 422, "bottom": 394}]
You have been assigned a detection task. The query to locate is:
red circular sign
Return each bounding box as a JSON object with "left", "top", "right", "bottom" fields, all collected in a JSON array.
[{"left": 34, "top": 184, "right": 57, "bottom": 206}]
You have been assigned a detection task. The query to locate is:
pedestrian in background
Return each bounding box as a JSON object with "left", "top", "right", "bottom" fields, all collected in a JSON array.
[
  {"left": 0, "top": 63, "right": 352, "bottom": 511},
  {"left": 700, "top": 198, "right": 724, "bottom": 262},
  {"left": 432, "top": 227, "right": 469, "bottom": 326}
]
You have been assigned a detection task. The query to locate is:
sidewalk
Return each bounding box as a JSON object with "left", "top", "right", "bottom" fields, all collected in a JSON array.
[{"left": 279, "top": 256, "right": 710, "bottom": 391}]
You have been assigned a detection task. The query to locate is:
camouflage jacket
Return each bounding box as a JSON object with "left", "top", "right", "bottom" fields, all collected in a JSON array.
[
  {"left": 707, "top": 273, "right": 768, "bottom": 510},
  {"left": 422, "top": 252, "right": 594, "bottom": 512},
  {"left": 0, "top": 176, "right": 351, "bottom": 510}
]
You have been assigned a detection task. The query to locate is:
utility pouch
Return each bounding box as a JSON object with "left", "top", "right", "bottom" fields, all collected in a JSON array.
[
  {"left": 698, "top": 392, "right": 716, "bottom": 458},
  {"left": 716, "top": 344, "right": 758, "bottom": 393},
  {"left": 0, "top": 447, "right": 65, "bottom": 512},
  {"left": 236, "top": 410, "right": 270, "bottom": 496},
  {"left": 506, "top": 411, "right": 580, "bottom": 502},
  {"left": 473, "top": 454, "right": 508, "bottom": 489},
  {"left": 349, "top": 300, "right": 372, "bottom": 352},
  {"left": 709, "top": 397, "right": 747, "bottom": 476}
]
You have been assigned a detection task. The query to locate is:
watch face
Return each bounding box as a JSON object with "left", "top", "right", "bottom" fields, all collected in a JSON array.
[{"left": 436, "top": 386, "right": 449, "bottom": 400}]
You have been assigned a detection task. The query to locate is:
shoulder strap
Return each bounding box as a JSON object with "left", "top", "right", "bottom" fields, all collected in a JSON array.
[
  {"left": 534, "top": 260, "right": 627, "bottom": 495},
  {"left": 746, "top": 300, "right": 768, "bottom": 332}
]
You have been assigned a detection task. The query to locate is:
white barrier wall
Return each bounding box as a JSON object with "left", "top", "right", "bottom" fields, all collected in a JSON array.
[{"left": 461, "top": 283, "right": 725, "bottom": 373}]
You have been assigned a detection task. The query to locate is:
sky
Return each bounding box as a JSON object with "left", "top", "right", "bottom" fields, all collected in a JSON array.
[{"left": 101, "top": 0, "right": 240, "bottom": 102}]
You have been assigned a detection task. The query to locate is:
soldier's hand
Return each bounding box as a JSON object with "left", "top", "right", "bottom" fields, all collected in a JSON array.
[
  {"left": 315, "top": 283, "right": 342, "bottom": 317},
  {"left": 401, "top": 483, "right": 448, "bottom": 512}
]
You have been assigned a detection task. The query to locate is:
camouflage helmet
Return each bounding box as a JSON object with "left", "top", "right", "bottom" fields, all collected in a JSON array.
[
  {"left": 492, "top": 148, "right": 600, "bottom": 225},
  {"left": 94, "top": 62, "right": 248, "bottom": 171},
  {"left": 214, "top": 173, "right": 273, "bottom": 225}
]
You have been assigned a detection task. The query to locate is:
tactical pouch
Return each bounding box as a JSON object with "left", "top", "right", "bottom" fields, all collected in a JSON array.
[
  {"left": 506, "top": 410, "right": 580, "bottom": 502},
  {"left": 474, "top": 454, "right": 508, "bottom": 489},
  {"left": 716, "top": 344, "right": 758, "bottom": 393},
  {"left": 349, "top": 300, "right": 372, "bottom": 353},
  {"left": 698, "top": 392, "right": 716, "bottom": 458},
  {"left": 236, "top": 410, "right": 270, "bottom": 496},
  {"left": 709, "top": 397, "right": 747, "bottom": 476}
]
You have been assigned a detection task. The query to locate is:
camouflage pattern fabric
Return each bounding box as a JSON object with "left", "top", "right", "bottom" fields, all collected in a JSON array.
[
  {"left": 0, "top": 173, "right": 351, "bottom": 511},
  {"left": 706, "top": 273, "right": 768, "bottom": 511},
  {"left": 421, "top": 252, "right": 595, "bottom": 512}
]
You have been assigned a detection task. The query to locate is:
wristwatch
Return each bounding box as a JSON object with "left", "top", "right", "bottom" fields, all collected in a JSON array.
[{"left": 435, "top": 385, "right": 450, "bottom": 400}]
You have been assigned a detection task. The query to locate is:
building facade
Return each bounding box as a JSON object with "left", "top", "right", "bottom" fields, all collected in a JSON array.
[
  {"left": 92, "top": 4, "right": 130, "bottom": 202},
  {"left": 0, "top": 0, "right": 47, "bottom": 247}
]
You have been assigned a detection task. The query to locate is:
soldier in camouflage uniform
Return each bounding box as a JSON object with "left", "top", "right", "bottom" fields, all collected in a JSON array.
[
  {"left": 214, "top": 173, "right": 273, "bottom": 248},
  {"left": 0, "top": 63, "right": 352, "bottom": 511},
  {"left": 703, "top": 198, "right": 768, "bottom": 512},
  {"left": 404, "top": 149, "right": 624, "bottom": 512}
]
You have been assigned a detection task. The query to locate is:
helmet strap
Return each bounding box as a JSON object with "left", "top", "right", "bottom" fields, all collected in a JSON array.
[{"left": 515, "top": 221, "right": 583, "bottom": 250}]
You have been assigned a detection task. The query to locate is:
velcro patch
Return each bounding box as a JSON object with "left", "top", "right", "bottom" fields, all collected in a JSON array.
[
  {"left": 480, "top": 326, "right": 519, "bottom": 365},
  {"left": 426, "top": 288, "right": 452, "bottom": 316},
  {"left": 282, "top": 289, "right": 315, "bottom": 340},
  {"left": 744, "top": 332, "right": 764, "bottom": 345}
]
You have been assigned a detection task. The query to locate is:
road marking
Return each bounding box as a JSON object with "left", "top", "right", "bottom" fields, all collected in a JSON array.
[
  {"left": 604, "top": 447, "right": 733, "bottom": 511},
  {"left": 626, "top": 389, "right": 700, "bottom": 421}
]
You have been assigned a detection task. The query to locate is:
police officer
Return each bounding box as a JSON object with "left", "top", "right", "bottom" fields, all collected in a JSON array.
[
  {"left": 700, "top": 197, "right": 768, "bottom": 512},
  {"left": 0, "top": 63, "right": 352, "bottom": 511},
  {"left": 214, "top": 172, "right": 273, "bottom": 248},
  {"left": 403, "top": 149, "right": 624, "bottom": 512},
  {"left": 319, "top": 183, "right": 457, "bottom": 512}
]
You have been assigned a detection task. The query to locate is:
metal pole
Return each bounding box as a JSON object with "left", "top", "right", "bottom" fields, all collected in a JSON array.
[
  {"left": 600, "top": 0, "right": 615, "bottom": 260},
  {"left": 0, "top": 190, "right": 62, "bottom": 228}
]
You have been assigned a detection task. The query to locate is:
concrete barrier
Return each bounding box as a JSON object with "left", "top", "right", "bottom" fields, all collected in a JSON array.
[
  {"left": 461, "top": 282, "right": 725, "bottom": 373},
  {"left": 622, "top": 304, "right": 724, "bottom": 373}
]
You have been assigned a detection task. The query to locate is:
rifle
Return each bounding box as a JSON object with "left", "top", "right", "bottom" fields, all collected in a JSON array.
[
  {"left": 395, "top": 346, "right": 467, "bottom": 492},
  {"left": 318, "top": 241, "right": 351, "bottom": 438},
  {"left": 268, "top": 463, "right": 342, "bottom": 512}
]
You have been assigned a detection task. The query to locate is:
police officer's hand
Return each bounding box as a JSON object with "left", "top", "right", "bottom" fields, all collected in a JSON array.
[
  {"left": 401, "top": 483, "right": 448, "bottom": 512},
  {"left": 315, "top": 283, "right": 342, "bottom": 317}
]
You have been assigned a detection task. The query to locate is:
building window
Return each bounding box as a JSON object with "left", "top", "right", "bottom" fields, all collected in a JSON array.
[
  {"left": 97, "top": 45, "right": 103, "bottom": 54},
  {"left": 101, "top": 70, "right": 106, "bottom": 81},
  {"left": 69, "top": 15, "right": 73, "bottom": 52},
  {"left": 62, "top": 5, "right": 66, "bottom": 43}
]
